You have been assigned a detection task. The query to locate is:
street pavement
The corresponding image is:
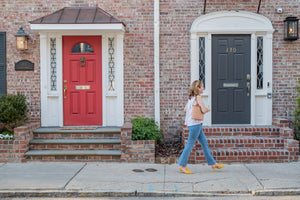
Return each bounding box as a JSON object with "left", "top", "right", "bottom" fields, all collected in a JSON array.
[{"left": 0, "top": 162, "right": 299, "bottom": 198}]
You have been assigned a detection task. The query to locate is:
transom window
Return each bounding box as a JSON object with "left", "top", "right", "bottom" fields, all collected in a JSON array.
[{"left": 71, "top": 43, "right": 94, "bottom": 53}]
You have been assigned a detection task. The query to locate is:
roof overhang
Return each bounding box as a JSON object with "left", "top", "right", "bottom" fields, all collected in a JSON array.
[
  {"left": 30, "top": 23, "right": 125, "bottom": 32},
  {"left": 30, "top": 7, "right": 125, "bottom": 32}
]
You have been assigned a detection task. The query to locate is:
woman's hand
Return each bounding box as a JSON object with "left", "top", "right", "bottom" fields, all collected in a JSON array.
[{"left": 196, "top": 95, "right": 210, "bottom": 113}]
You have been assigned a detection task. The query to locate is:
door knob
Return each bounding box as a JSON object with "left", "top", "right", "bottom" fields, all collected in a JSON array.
[
  {"left": 247, "top": 82, "right": 250, "bottom": 97},
  {"left": 64, "top": 85, "right": 67, "bottom": 99},
  {"left": 246, "top": 74, "right": 251, "bottom": 81}
]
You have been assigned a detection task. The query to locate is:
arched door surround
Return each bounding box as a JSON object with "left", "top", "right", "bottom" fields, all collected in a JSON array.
[{"left": 190, "top": 11, "right": 274, "bottom": 125}]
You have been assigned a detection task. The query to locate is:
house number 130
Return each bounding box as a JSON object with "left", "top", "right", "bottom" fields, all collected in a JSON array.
[{"left": 226, "top": 48, "right": 237, "bottom": 53}]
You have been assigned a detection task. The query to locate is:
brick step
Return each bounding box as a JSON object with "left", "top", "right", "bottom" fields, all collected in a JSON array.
[
  {"left": 29, "top": 139, "right": 121, "bottom": 151},
  {"left": 33, "top": 127, "right": 121, "bottom": 139},
  {"left": 182, "top": 125, "right": 299, "bottom": 163},
  {"left": 192, "top": 148, "right": 290, "bottom": 163},
  {"left": 25, "top": 150, "right": 121, "bottom": 162},
  {"left": 202, "top": 126, "right": 280, "bottom": 137},
  {"left": 203, "top": 136, "right": 284, "bottom": 149}
]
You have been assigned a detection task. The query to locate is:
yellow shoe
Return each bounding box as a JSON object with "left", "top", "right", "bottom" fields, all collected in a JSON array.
[
  {"left": 211, "top": 164, "right": 225, "bottom": 171},
  {"left": 179, "top": 167, "right": 193, "bottom": 174}
]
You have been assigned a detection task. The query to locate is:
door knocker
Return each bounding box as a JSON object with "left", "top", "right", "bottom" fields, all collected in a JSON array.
[{"left": 80, "top": 56, "right": 85, "bottom": 67}]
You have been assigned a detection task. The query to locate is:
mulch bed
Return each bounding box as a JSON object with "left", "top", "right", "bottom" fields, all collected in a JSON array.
[{"left": 155, "top": 140, "right": 184, "bottom": 164}]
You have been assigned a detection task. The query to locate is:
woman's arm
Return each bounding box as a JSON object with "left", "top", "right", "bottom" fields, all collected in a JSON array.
[{"left": 196, "top": 95, "right": 210, "bottom": 113}]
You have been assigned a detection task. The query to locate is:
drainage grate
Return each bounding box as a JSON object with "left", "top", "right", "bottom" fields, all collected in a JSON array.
[
  {"left": 132, "top": 169, "right": 144, "bottom": 173},
  {"left": 132, "top": 168, "right": 158, "bottom": 173},
  {"left": 145, "top": 168, "right": 157, "bottom": 172}
]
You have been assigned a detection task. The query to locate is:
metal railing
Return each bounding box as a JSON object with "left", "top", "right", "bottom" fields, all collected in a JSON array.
[{"left": 286, "top": 110, "right": 300, "bottom": 140}]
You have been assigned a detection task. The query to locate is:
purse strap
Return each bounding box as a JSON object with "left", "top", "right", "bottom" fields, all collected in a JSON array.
[{"left": 193, "top": 96, "right": 198, "bottom": 105}]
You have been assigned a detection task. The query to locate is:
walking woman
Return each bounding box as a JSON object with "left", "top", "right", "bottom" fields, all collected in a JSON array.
[{"left": 178, "top": 80, "right": 225, "bottom": 174}]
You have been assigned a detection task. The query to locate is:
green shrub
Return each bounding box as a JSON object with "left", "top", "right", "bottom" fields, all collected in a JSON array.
[
  {"left": 0, "top": 93, "right": 27, "bottom": 133},
  {"left": 131, "top": 116, "right": 162, "bottom": 142}
]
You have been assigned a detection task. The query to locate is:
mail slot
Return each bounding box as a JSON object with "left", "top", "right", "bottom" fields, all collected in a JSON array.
[
  {"left": 75, "top": 85, "right": 90, "bottom": 90},
  {"left": 223, "top": 83, "right": 239, "bottom": 88}
]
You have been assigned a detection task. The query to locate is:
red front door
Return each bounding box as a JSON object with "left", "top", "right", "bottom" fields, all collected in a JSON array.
[{"left": 63, "top": 36, "right": 102, "bottom": 126}]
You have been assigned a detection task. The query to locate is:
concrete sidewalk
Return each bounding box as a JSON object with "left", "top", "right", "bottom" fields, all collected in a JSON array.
[{"left": 0, "top": 162, "right": 299, "bottom": 198}]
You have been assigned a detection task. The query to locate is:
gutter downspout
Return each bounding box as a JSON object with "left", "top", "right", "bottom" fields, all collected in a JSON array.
[{"left": 154, "top": 0, "right": 160, "bottom": 126}]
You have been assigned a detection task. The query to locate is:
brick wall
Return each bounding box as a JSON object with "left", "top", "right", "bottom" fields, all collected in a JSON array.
[
  {"left": 159, "top": 0, "right": 300, "bottom": 137},
  {"left": 1, "top": 0, "right": 300, "bottom": 139},
  {"left": 0, "top": 122, "right": 40, "bottom": 162},
  {"left": 274, "top": 119, "right": 300, "bottom": 161},
  {"left": 121, "top": 123, "right": 155, "bottom": 163},
  {"left": 0, "top": 0, "right": 155, "bottom": 124}
]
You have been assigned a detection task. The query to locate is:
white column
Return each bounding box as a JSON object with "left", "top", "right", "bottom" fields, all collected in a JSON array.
[
  {"left": 205, "top": 34, "right": 212, "bottom": 126},
  {"left": 154, "top": 0, "right": 160, "bottom": 125},
  {"left": 40, "top": 33, "right": 48, "bottom": 127},
  {"left": 116, "top": 33, "right": 124, "bottom": 126},
  {"left": 56, "top": 35, "right": 63, "bottom": 127},
  {"left": 251, "top": 33, "right": 256, "bottom": 125},
  {"left": 102, "top": 34, "right": 108, "bottom": 126},
  {"left": 265, "top": 33, "right": 273, "bottom": 125},
  {"left": 190, "top": 33, "right": 198, "bottom": 82}
]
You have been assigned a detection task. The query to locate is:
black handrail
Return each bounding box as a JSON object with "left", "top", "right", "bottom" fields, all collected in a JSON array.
[{"left": 286, "top": 110, "right": 300, "bottom": 140}]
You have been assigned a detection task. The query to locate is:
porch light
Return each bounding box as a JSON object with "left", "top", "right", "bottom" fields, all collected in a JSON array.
[
  {"left": 284, "top": 17, "right": 299, "bottom": 40},
  {"left": 15, "top": 27, "right": 28, "bottom": 50}
]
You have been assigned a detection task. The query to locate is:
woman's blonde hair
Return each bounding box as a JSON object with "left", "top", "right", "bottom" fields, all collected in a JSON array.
[{"left": 189, "top": 80, "right": 203, "bottom": 98}]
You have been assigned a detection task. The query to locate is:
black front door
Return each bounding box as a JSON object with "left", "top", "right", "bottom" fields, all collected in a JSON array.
[
  {"left": 212, "top": 35, "right": 251, "bottom": 124},
  {"left": 0, "top": 32, "right": 6, "bottom": 95}
]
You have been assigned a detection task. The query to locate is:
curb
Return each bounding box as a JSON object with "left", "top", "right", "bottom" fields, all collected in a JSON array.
[
  {"left": 1, "top": 189, "right": 300, "bottom": 198},
  {"left": 0, "top": 191, "right": 253, "bottom": 198},
  {"left": 254, "top": 189, "right": 300, "bottom": 196}
]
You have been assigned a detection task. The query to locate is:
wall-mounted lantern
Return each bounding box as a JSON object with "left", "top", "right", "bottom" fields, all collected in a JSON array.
[
  {"left": 15, "top": 27, "right": 28, "bottom": 50},
  {"left": 284, "top": 17, "right": 299, "bottom": 41}
]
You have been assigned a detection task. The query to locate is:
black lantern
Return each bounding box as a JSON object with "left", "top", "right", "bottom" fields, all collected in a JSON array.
[
  {"left": 15, "top": 27, "right": 29, "bottom": 50},
  {"left": 284, "top": 17, "right": 299, "bottom": 40}
]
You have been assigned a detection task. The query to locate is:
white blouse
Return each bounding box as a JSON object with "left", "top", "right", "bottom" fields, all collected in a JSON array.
[{"left": 184, "top": 96, "right": 203, "bottom": 126}]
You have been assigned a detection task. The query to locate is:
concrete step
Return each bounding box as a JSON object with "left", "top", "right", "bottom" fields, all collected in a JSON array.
[
  {"left": 27, "top": 127, "right": 122, "bottom": 162},
  {"left": 25, "top": 150, "right": 121, "bottom": 162},
  {"left": 33, "top": 127, "right": 121, "bottom": 139},
  {"left": 30, "top": 138, "right": 121, "bottom": 144},
  {"left": 192, "top": 148, "right": 289, "bottom": 163},
  {"left": 29, "top": 139, "right": 121, "bottom": 151}
]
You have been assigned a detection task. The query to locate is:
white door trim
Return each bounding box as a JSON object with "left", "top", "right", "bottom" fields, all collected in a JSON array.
[{"left": 190, "top": 11, "right": 274, "bottom": 125}]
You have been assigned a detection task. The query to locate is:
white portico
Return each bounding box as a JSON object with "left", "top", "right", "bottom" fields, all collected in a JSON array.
[{"left": 30, "top": 7, "right": 125, "bottom": 127}]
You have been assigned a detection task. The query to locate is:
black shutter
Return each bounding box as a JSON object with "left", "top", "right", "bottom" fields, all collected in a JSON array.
[{"left": 0, "top": 32, "right": 6, "bottom": 95}]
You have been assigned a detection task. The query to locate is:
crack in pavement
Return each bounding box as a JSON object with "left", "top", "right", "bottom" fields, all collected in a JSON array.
[
  {"left": 63, "top": 163, "right": 87, "bottom": 189},
  {"left": 244, "top": 164, "right": 264, "bottom": 190}
]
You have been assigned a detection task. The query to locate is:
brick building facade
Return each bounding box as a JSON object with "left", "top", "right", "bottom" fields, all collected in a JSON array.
[{"left": 0, "top": 0, "right": 299, "bottom": 139}]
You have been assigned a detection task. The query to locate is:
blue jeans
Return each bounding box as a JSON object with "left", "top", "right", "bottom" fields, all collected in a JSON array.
[{"left": 178, "top": 124, "right": 216, "bottom": 167}]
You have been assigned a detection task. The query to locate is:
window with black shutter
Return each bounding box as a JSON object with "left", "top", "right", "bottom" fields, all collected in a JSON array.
[{"left": 0, "top": 32, "right": 6, "bottom": 95}]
